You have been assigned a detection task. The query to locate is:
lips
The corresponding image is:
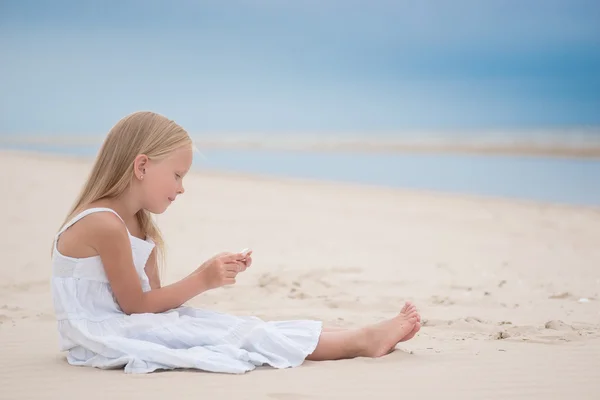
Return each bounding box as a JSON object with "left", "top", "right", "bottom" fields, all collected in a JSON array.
[{"left": 168, "top": 196, "right": 175, "bottom": 202}]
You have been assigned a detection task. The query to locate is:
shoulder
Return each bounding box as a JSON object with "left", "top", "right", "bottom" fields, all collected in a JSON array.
[
  {"left": 82, "top": 211, "right": 130, "bottom": 249},
  {"left": 81, "top": 211, "right": 134, "bottom": 262},
  {"left": 82, "top": 211, "right": 127, "bottom": 235},
  {"left": 57, "top": 210, "right": 129, "bottom": 258}
]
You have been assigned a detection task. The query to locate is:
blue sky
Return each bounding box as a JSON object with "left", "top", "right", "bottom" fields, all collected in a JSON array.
[{"left": 1, "top": 0, "right": 599, "bottom": 135}]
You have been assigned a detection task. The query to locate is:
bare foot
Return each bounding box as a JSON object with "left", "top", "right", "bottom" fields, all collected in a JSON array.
[
  {"left": 399, "top": 321, "right": 421, "bottom": 342},
  {"left": 399, "top": 303, "right": 421, "bottom": 342},
  {"left": 361, "top": 302, "right": 419, "bottom": 357}
]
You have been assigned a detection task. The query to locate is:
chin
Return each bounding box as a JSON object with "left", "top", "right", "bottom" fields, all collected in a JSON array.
[
  {"left": 156, "top": 205, "right": 170, "bottom": 214},
  {"left": 145, "top": 203, "right": 169, "bottom": 215}
]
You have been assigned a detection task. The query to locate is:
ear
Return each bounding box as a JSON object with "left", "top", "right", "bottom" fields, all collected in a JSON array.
[{"left": 133, "top": 154, "right": 149, "bottom": 180}]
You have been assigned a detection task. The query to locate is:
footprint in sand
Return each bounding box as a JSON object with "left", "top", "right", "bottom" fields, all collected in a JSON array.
[
  {"left": 544, "top": 320, "right": 575, "bottom": 331},
  {"left": 258, "top": 273, "right": 287, "bottom": 292}
]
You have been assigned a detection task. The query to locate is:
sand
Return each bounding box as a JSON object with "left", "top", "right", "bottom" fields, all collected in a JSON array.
[{"left": 1, "top": 149, "right": 599, "bottom": 399}]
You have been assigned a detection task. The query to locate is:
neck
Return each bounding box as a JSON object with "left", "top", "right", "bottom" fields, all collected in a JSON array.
[{"left": 98, "top": 188, "right": 143, "bottom": 232}]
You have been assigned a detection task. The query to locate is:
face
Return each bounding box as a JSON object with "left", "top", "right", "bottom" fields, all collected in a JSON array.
[{"left": 134, "top": 145, "right": 193, "bottom": 214}]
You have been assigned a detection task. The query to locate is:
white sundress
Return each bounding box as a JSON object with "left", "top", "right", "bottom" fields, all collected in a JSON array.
[{"left": 51, "top": 207, "right": 322, "bottom": 374}]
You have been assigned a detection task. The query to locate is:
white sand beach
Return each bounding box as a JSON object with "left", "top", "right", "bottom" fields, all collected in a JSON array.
[{"left": 1, "top": 149, "right": 599, "bottom": 399}]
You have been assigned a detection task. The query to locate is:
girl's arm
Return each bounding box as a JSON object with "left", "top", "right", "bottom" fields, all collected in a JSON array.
[{"left": 90, "top": 213, "right": 209, "bottom": 315}]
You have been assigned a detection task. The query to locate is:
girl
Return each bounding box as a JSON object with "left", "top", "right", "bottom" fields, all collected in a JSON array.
[{"left": 51, "top": 111, "right": 421, "bottom": 374}]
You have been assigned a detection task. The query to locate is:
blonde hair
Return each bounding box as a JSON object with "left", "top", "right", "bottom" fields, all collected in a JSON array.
[{"left": 56, "top": 111, "right": 192, "bottom": 274}]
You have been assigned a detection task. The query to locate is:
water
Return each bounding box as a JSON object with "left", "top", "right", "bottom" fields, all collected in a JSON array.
[
  {"left": 3, "top": 142, "right": 600, "bottom": 207},
  {"left": 197, "top": 149, "right": 600, "bottom": 206}
]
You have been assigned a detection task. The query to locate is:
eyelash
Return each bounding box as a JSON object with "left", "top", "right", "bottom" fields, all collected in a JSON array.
[{"left": 175, "top": 174, "right": 181, "bottom": 179}]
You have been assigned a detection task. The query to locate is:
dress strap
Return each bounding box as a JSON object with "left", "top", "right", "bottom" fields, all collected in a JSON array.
[{"left": 56, "top": 207, "right": 128, "bottom": 238}]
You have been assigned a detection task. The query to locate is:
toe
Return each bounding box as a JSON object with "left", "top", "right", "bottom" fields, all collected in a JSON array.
[
  {"left": 402, "top": 304, "right": 416, "bottom": 315},
  {"left": 414, "top": 321, "right": 421, "bottom": 332},
  {"left": 398, "top": 320, "right": 421, "bottom": 342}
]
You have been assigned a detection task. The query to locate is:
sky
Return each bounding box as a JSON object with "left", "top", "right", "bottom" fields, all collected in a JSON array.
[{"left": 1, "top": 0, "right": 599, "bottom": 135}]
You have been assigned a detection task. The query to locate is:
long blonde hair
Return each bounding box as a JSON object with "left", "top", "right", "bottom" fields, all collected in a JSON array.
[{"left": 56, "top": 111, "right": 192, "bottom": 273}]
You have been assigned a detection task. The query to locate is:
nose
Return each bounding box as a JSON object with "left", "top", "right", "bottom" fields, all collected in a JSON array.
[{"left": 178, "top": 184, "right": 185, "bottom": 195}]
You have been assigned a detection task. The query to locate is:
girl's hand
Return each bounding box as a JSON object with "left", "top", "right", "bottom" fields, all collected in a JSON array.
[{"left": 195, "top": 252, "right": 248, "bottom": 290}]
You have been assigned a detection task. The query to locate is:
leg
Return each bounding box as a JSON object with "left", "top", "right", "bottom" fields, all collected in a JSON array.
[
  {"left": 307, "top": 302, "right": 419, "bottom": 361},
  {"left": 306, "top": 329, "right": 369, "bottom": 361}
]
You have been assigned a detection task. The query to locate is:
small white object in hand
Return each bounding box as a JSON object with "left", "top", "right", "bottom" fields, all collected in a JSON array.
[{"left": 240, "top": 248, "right": 251, "bottom": 257}]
